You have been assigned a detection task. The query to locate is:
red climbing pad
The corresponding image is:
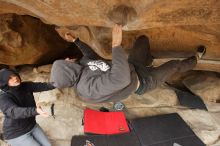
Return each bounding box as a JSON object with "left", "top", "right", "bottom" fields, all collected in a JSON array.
[{"left": 84, "top": 108, "right": 130, "bottom": 134}]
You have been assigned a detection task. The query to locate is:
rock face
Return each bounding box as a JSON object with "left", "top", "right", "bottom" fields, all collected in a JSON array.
[
  {"left": 183, "top": 72, "right": 220, "bottom": 102},
  {"left": 0, "top": 13, "right": 72, "bottom": 65},
  {"left": 1, "top": 66, "right": 220, "bottom": 146},
  {"left": 0, "top": 0, "right": 219, "bottom": 71},
  {"left": 1, "top": 1, "right": 220, "bottom": 29}
]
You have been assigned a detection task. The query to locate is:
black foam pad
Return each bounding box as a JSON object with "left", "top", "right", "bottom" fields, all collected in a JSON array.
[
  {"left": 71, "top": 132, "right": 141, "bottom": 146},
  {"left": 131, "top": 113, "right": 205, "bottom": 146},
  {"left": 175, "top": 89, "right": 207, "bottom": 110}
]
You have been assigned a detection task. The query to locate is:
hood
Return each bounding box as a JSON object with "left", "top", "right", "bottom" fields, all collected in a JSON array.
[
  {"left": 50, "top": 60, "right": 83, "bottom": 88},
  {"left": 0, "top": 68, "right": 20, "bottom": 91}
]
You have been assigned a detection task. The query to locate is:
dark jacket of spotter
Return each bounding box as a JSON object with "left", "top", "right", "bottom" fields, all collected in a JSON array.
[{"left": 0, "top": 69, "right": 55, "bottom": 140}]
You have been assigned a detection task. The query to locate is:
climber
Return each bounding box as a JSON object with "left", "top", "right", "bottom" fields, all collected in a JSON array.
[
  {"left": 50, "top": 24, "right": 205, "bottom": 103},
  {"left": 0, "top": 68, "right": 55, "bottom": 146}
]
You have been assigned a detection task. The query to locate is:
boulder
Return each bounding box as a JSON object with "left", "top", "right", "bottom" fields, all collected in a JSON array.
[
  {"left": 183, "top": 72, "right": 220, "bottom": 102},
  {"left": 0, "top": 14, "right": 72, "bottom": 65},
  {"left": 0, "top": 1, "right": 219, "bottom": 71}
]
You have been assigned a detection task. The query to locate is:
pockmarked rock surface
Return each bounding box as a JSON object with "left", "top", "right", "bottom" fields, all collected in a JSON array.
[
  {"left": 183, "top": 72, "right": 220, "bottom": 102},
  {"left": 1, "top": 1, "right": 220, "bottom": 29},
  {"left": 0, "top": 0, "right": 219, "bottom": 71},
  {"left": 0, "top": 14, "right": 71, "bottom": 66},
  {"left": 0, "top": 66, "right": 219, "bottom": 146}
]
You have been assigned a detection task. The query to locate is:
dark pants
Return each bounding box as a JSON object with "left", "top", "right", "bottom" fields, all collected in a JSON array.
[{"left": 128, "top": 36, "right": 197, "bottom": 94}]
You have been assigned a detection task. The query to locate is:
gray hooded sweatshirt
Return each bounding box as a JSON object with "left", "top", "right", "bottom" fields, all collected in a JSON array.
[{"left": 50, "top": 46, "right": 138, "bottom": 103}]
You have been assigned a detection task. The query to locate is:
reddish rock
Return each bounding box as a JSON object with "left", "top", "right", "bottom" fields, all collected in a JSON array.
[
  {"left": 0, "top": 1, "right": 220, "bottom": 70},
  {"left": 0, "top": 14, "right": 71, "bottom": 65}
]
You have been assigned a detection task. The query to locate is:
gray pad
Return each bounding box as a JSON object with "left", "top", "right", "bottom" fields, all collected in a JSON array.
[
  {"left": 131, "top": 113, "right": 205, "bottom": 146},
  {"left": 71, "top": 132, "right": 141, "bottom": 146}
]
